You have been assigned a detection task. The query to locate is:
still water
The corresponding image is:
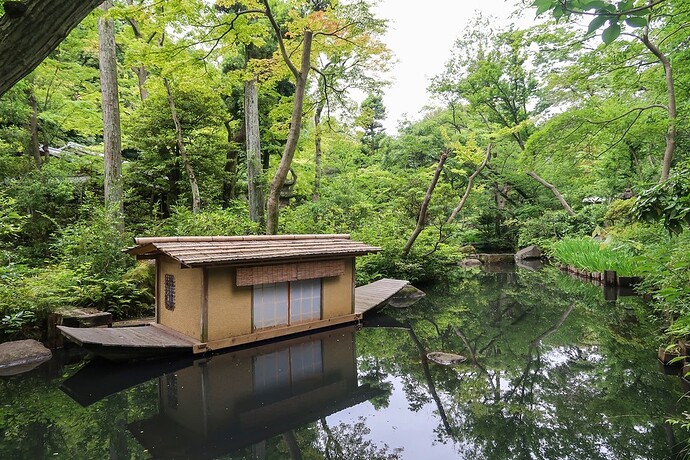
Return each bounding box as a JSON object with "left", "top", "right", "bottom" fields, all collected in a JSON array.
[{"left": 1, "top": 267, "right": 688, "bottom": 459}]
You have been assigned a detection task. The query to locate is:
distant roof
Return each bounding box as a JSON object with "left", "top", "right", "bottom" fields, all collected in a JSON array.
[{"left": 126, "top": 234, "right": 381, "bottom": 268}]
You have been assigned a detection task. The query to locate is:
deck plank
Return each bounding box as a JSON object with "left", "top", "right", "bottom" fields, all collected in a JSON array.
[
  {"left": 57, "top": 324, "right": 195, "bottom": 349},
  {"left": 354, "top": 279, "right": 409, "bottom": 315}
]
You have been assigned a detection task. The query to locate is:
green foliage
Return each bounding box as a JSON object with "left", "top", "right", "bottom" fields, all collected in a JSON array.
[
  {"left": 635, "top": 168, "right": 690, "bottom": 234},
  {"left": 158, "top": 204, "right": 260, "bottom": 236},
  {"left": 603, "top": 198, "right": 635, "bottom": 225},
  {"left": 518, "top": 205, "right": 606, "bottom": 249},
  {"left": 550, "top": 236, "right": 639, "bottom": 276},
  {"left": 633, "top": 231, "right": 690, "bottom": 318},
  {"left": 54, "top": 202, "right": 132, "bottom": 277},
  {"left": 531, "top": 0, "right": 663, "bottom": 44}
]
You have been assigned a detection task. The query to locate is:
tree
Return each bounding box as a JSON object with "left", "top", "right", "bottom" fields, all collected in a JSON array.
[
  {"left": 0, "top": 0, "right": 103, "bottom": 96},
  {"left": 261, "top": 0, "right": 313, "bottom": 234},
  {"left": 402, "top": 151, "right": 448, "bottom": 257},
  {"left": 98, "top": 1, "right": 123, "bottom": 228},
  {"left": 530, "top": 0, "right": 686, "bottom": 182},
  {"left": 358, "top": 91, "right": 387, "bottom": 157},
  {"left": 245, "top": 76, "right": 265, "bottom": 226},
  {"left": 164, "top": 79, "right": 202, "bottom": 214},
  {"left": 432, "top": 18, "right": 576, "bottom": 216}
]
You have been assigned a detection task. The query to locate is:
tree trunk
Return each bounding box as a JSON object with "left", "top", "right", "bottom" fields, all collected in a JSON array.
[
  {"left": 447, "top": 144, "right": 492, "bottom": 225},
  {"left": 27, "top": 89, "right": 42, "bottom": 167},
  {"left": 0, "top": 0, "right": 103, "bottom": 97},
  {"left": 526, "top": 171, "right": 575, "bottom": 216},
  {"left": 125, "top": 1, "right": 149, "bottom": 101},
  {"left": 402, "top": 151, "right": 448, "bottom": 257},
  {"left": 281, "top": 431, "right": 303, "bottom": 460},
  {"left": 98, "top": 0, "right": 123, "bottom": 230},
  {"left": 313, "top": 99, "right": 325, "bottom": 201},
  {"left": 223, "top": 120, "right": 244, "bottom": 206},
  {"left": 164, "top": 78, "right": 201, "bottom": 214},
  {"left": 641, "top": 33, "right": 676, "bottom": 182},
  {"left": 245, "top": 77, "right": 266, "bottom": 227},
  {"left": 265, "top": 30, "right": 313, "bottom": 235}
]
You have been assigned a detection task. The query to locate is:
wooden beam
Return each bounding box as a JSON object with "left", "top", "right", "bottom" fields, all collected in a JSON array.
[{"left": 194, "top": 314, "right": 359, "bottom": 353}]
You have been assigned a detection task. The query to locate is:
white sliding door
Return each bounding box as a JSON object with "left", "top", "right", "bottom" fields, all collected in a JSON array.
[{"left": 252, "top": 282, "right": 288, "bottom": 329}]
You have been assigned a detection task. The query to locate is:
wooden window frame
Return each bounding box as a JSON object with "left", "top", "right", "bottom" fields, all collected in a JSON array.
[{"left": 164, "top": 274, "right": 176, "bottom": 311}]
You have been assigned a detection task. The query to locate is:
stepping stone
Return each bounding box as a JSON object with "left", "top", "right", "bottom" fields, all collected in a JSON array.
[{"left": 427, "top": 351, "right": 466, "bottom": 365}]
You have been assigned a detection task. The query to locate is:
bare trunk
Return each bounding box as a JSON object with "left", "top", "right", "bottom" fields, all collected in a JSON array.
[
  {"left": 164, "top": 78, "right": 201, "bottom": 214},
  {"left": 245, "top": 77, "right": 265, "bottom": 227},
  {"left": 495, "top": 184, "right": 511, "bottom": 238},
  {"left": 223, "top": 120, "right": 244, "bottom": 205},
  {"left": 0, "top": 0, "right": 103, "bottom": 97},
  {"left": 133, "top": 65, "right": 149, "bottom": 101},
  {"left": 447, "top": 144, "right": 492, "bottom": 225},
  {"left": 403, "top": 151, "right": 448, "bottom": 257},
  {"left": 266, "top": 30, "right": 313, "bottom": 234},
  {"left": 407, "top": 327, "right": 454, "bottom": 435},
  {"left": 281, "top": 431, "right": 303, "bottom": 460},
  {"left": 641, "top": 32, "right": 676, "bottom": 182},
  {"left": 27, "top": 89, "right": 42, "bottom": 167},
  {"left": 526, "top": 171, "right": 575, "bottom": 216},
  {"left": 313, "top": 99, "right": 324, "bottom": 201},
  {"left": 98, "top": 0, "right": 123, "bottom": 230}
]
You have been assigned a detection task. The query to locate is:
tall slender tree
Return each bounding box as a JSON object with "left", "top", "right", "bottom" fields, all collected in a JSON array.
[{"left": 98, "top": 0, "right": 123, "bottom": 229}]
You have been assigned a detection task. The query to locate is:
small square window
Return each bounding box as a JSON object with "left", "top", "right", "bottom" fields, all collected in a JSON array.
[{"left": 165, "top": 274, "right": 175, "bottom": 311}]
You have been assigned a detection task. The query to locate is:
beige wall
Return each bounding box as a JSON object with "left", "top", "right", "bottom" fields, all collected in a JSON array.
[
  {"left": 205, "top": 258, "right": 354, "bottom": 340},
  {"left": 206, "top": 268, "right": 252, "bottom": 342},
  {"left": 322, "top": 258, "right": 354, "bottom": 318},
  {"left": 157, "top": 256, "right": 202, "bottom": 340}
]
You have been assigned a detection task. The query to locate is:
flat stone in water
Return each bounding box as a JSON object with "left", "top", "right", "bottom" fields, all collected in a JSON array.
[
  {"left": 0, "top": 339, "right": 52, "bottom": 376},
  {"left": 459, "top": 258, "right": 482, "bottom": 268},
  {"left": 427, "top": 351, "right": 466, "bottom": 365},
  {"left": 387, "top": 285, "right": 426, "bottom": 309}
]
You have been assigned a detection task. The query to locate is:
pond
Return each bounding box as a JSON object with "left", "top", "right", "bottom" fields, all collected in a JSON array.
[{"left": 1, "top": 266, "right": 688, "bottom": 459}]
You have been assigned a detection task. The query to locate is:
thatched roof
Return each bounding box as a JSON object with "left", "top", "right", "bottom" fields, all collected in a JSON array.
[{"left": 126, "top": 234, "right": 380, "bottom": 268}]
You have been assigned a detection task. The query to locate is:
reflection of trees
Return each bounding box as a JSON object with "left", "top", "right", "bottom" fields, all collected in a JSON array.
[
  {"left": 0, "top": 362, "right": 157, "bottom": 459},
  {"left": 356, "top": 268, "right": 688, "bottom": 459},
  {"left": 318, "top": 417, "right": 403, "bottom": 460}
]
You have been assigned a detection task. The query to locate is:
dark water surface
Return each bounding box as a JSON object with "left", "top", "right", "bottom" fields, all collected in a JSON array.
[{"left": 1, "top": 267, "right": 688, "bottom": 459}]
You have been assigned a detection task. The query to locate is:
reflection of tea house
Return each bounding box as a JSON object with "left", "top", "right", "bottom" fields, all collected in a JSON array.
[{"left": 129, "top": 326, "right": 382, "bottom": 457}]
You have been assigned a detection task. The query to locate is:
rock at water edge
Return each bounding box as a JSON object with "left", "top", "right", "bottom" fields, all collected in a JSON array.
[
  {"left": 0, "top": 339, "right": 52, "bottom": 376},
  {"left": 515, "top": 245, "right": 542, "bottom": 260}
]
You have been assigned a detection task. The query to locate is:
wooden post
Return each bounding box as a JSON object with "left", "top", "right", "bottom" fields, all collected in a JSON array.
[
  {"left": 45, "top": 313, "right": 63, "bottom": 349},
  {"left": 603, "top": 285, "right": 618, "bottom": 302},
  {"left": 604, "top": 270, "right": 617, "bottom": 286}
]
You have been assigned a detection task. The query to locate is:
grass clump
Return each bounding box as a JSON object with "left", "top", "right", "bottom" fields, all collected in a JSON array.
[{"left": 550, "top": 237, "right": 638, "bottom": 276}]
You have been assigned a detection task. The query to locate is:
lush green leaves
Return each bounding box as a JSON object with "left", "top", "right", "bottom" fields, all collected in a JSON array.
[{"left": 601, "top": 22, "right": 621, "bottom": 44}]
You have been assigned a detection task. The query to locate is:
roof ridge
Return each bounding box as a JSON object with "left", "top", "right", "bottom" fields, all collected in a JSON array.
[{"left": 134, "top": 234, "right": 351, "bottom": 245}]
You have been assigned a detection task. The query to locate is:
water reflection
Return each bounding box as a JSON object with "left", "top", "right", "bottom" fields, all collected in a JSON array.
[
  {"left": 354, "top": 268, "right": 689, "bottom": 459},
  {"left": 1, "top": 267, "right": 689, "bottom": 459},
  {"left": 65, "top": 326, "right": 387, "bottom": 459}
]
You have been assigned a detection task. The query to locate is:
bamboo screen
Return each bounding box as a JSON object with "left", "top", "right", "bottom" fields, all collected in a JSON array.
[{"left": 236, "top": 260, "right": 345, "bottom": 286}]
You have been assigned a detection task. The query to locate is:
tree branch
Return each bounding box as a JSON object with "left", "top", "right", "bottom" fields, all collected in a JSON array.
[
  {"left": 446, "top": 144, "right": 493, "bottom": 225},
  {"left": 261, "top": 0, "right": 299, "bottom": 79}
]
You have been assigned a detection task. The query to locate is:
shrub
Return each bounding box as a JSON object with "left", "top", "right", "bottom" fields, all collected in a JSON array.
[{"left": 159, "top": 204, "right": 260, "bottom": 236}]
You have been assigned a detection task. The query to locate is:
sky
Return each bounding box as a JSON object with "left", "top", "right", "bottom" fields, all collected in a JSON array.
[{"left": 370, "top": 0, "right": 531, "bottom": 133}]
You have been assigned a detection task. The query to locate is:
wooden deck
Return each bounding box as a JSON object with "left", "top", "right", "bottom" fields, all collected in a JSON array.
[
  {"left": 57, "top": 323, "right": 200, "bottom": 359},
  {"left": 354, "top": 278, "right": 409, "bottom": 316},
  {"left": 58, "top": 279, "right": 409, "bottom": 360}
]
